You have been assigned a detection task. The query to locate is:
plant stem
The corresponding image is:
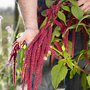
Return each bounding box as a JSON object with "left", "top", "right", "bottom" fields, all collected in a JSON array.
[{"left": 72, "top": 63, "right": 90, "bottom": 74}]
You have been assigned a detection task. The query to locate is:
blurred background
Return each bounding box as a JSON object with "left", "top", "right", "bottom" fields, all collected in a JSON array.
[{"left": 0, "top": 0, "right": 25, "bottom": 90}]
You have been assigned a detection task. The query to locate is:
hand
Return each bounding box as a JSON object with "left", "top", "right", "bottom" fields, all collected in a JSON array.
[
  {"left": 16, "top": 27, "right": 39, "bottom": 46},
  {"left": 78, "top": 0, "right": 90, "bottom": 12},
  {"left": 16, "top": 28, "right": 50, "bottom": 61}
]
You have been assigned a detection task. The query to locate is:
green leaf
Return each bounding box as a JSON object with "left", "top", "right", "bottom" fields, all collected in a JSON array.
[
  {"left": 45, "top": 0, "right": 56, "bottom": 8},
  {"left": 76, "top": 68, "right": 80, "bottom": 75},
  {"left": 61, "top": 6, "right": 70, "bottom": 12},
  {"left": 53, "top": 38, "right": 61, "bottom": 42},
  {"left": 81, "top": 72, "right": 86, "bottom": 89},
  {"left": 58, "top": 59, "right": 67, "bottom": 64},
  {"left": 51, "top": 63, "right": 68, "bottom": 89},
  {"left": 87, "top": 28, "right": 90, "bottom": 33},
  {"left": 68, "top": 0, "right": 77, "bottom": 6},
  {"left": 54, "top": 26, "right": 61, "bottom": 37},
  {"left": 87, "top": 74, "right": 90, "bottom": 86},
  {"left": 41, "top": 10, "right": 47, "bottom": 16},
  {"left": 58, "top": 0, "right": 64, "bottom": 4},
  {"left": 40, "top": 17, "right": 47, "bottom": 29},
  {"left": 68, "top": 40, "right": 72, "bottom": 56},
  {"left": 62, "top": 24, "right": 77, "bottom": 37},
  {"left": 81, "top": 49, "right": 90, "bottom": 54},
  {"left": 67, "top": 59, "right": 73, "bottom": 70},
  {"left": 75, "top": 53, "right": 85, "bottom": 61},
  {"left": 63, "top": 52, "right": 69, "bottom": 59},
  {"left": 71, "top": 5, "right": 84, "bottom": 20},
  {"left": 51, "top": 26, "right": 61, "bottom": 43},
  {"left": 58, "top": 11, "right": 66, "bottom": 25},
  {"left": 70, "top": 70, "right": 73, "bottom": 79},
  {"left": 76, "top": 15, "right": 90, "bottom": 31}
]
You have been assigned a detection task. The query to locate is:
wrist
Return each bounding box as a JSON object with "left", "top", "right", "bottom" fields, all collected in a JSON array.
[{"left": 25, "top": 19, "right": 38, "bottom": 29}]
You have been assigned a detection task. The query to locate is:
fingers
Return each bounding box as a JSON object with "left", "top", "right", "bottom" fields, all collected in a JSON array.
[
  {"left": 77, "top": 0, "right": 90, "bottom": 12},
  {"left": 16, "top": 35, "right": 25, "bottom": 43},
  {"left": 77, "top": 0, "right": 86, "bottom": 6},
  {"left": 43, "top": 56, "right": 48, "bottom": 60},
  {"left": 80, "top": 2, "right": 90, "bottom": 12},
  {"left": 84, "top": 6, "right": 90, "bottom": 12}
]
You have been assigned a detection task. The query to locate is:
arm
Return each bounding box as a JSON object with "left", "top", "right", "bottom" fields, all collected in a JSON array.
[
  {"left": 16, "top": 0, "right": 39, "bottom": 45},
  {"left": 18, "top": 0, "right": 38, "bottom": 29},
  {"left": 78, "top": 0, "right": 90, "bottom": 12}
]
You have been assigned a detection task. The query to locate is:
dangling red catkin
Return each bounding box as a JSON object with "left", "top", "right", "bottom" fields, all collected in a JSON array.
[
  {"left": 51, "top": 0, "right": 60, "bottom": 6},
  {"left": 61, "top": 14, "right": 73, "bottom": 53},
  {"left": 13, "top": 51, "right": 17, "bottom": 86},
  {"left": 39, "top": 36, "right": 47, "bottom": 85},
  {"left": 33, "top": 31, "right": 47, "bottom": 73},
  {"left": 72, "top": 28, "right": 76, "bottom": 58},
  {"left": 24, "top": 48, "right": 33, "bottom": 84},
  {"left": 38, "top": 30, "right": 48, "bottom": 45},
  {"left": 8, "top": 43, "right": 18, "bottom": 63},
  {"left": 33, "top": 30, "right": 48, "bottom": 73},
  {"left": 45, "top": 25, "right": 52, "bottom": 54},
  {"left": 28, "top": 42, "right": 38, "bottom": 90},
  {"left": 83, "top": 26, "right": 90, "bottom": 65},
  {"left": 54, "top": 41, "right": 62, "bottom": 52},
  {"left": 52, "top": 19, "right": 63, "bottom": 29},
  {"left": 45, "top": 12, "right": 52, "bottom": 25},
  {"left": 25, "top": 23, "right": 51, "bottom": 54},
  {"left": 72, "top": 19, "right": 77, "bottom": 58},
  {"left": 33, "top": 41, "right": 41, "bottom": 72},
  {"left": 33, "top": 36, "right": 47, "bottom": 90}
]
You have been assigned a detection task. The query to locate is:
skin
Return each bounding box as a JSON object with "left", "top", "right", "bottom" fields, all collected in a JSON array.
[
  {"left": 17, "top": 0, "right": 39, "bottom": 46},
  {"left": 78, "top": 0, "right": 90, "bottom": 12},
  {"left": 16, "top": 0, "right": 90, "bottom": 60}
]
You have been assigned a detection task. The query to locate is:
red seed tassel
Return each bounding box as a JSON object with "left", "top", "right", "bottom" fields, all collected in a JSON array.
[
  {"left": 28, "top": 42, "right": 38, "bottom": 90},
  {"left": 34, "top": 42, "right": 41, "bottom": 73},
  {"left": 25, "top": 23, "right": 51, "bottom": 54},
  {"left": 33, "top": 36, "right": 47, "bottom": 90},
  {"left": 45, "top": 26, "right": 52, "bottom": 54},
  {"left": 72, "top": 28, "right": 76, "bottom": 58},
  {"left": 24, "top": 48, "right": 33, "bottom": 83},
  {"left": 54, "top": 41, "right": 62, "bottom": 52},
  {"left": 83, "top": 28, "right": 90, "bottom": 65},
  {"left": 72, "top": 19, "right": 77, "bottom": 58},
  {"left": 13, "top": 51, "right": 17, "bottom": 86},
  {"left": 39, "top": 36, "right": 47, "bottom": 85}
]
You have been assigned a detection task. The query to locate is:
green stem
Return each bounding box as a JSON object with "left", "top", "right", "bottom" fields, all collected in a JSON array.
[
  {"left": 52, "top": 46, "right": 63, "bottom": 56},
  {"left": 72, "top": 63, "right": 90, "bottom": 74}
]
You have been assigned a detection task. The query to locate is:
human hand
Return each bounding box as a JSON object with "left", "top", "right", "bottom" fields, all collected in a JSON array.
[
  {"left": 77, "top": 0, "right": 90, "bottom": 12},
  {"left": 16, "top": 27, "right": 39, "bottom": 46},
  {"left": 16, "top": 27, "right": 51, "bottom": 60}
]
